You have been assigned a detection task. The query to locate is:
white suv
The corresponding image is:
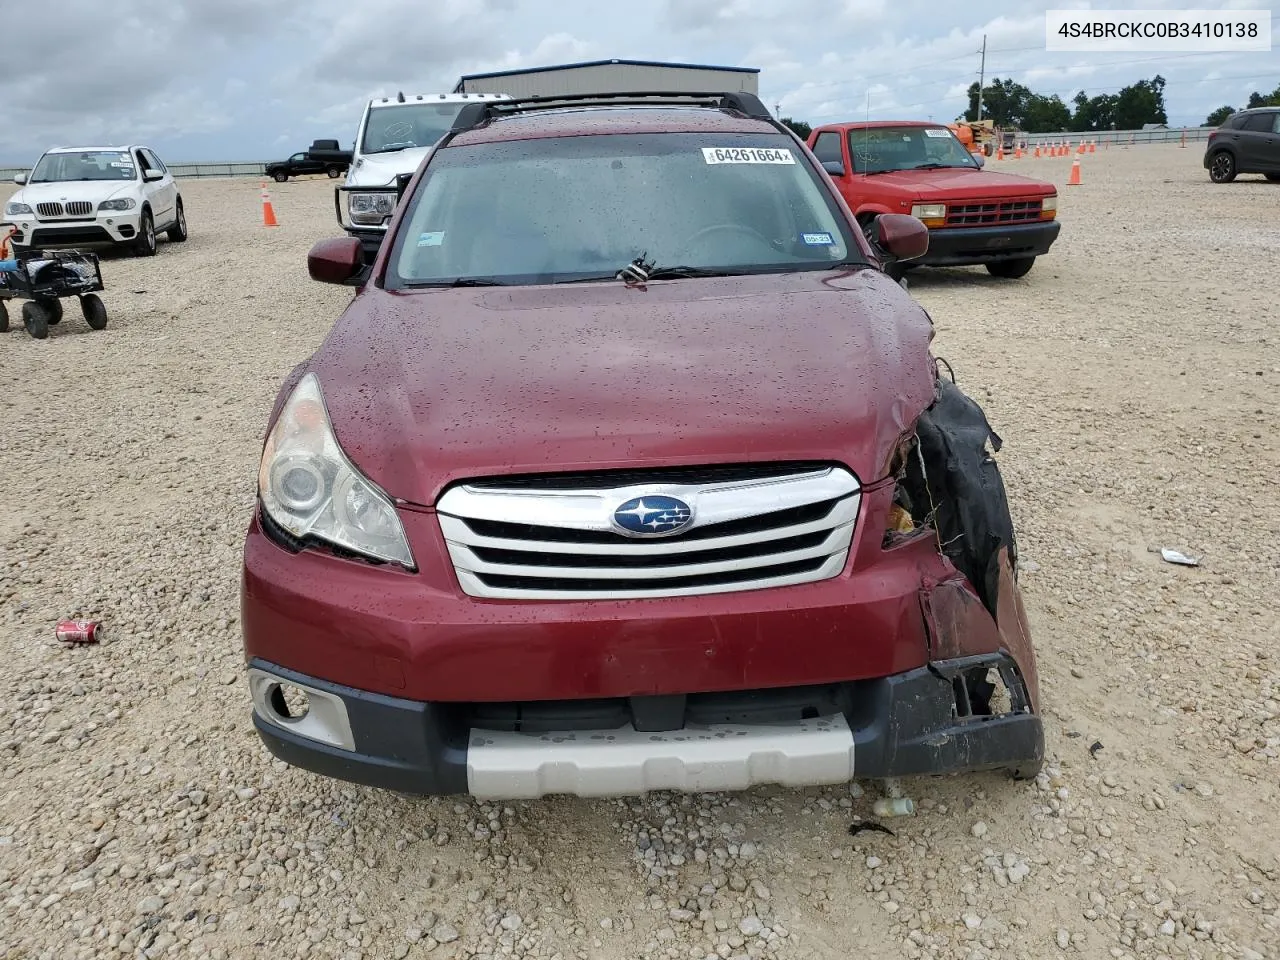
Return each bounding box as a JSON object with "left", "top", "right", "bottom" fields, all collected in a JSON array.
[
  {"left": 3, "top": 145, "right": 187, "bottom": 257},
  {"left": 338, "top": 93, "right": 509, "bottom": 262}
]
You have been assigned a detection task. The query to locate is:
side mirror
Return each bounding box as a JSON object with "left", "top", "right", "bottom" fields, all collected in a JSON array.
[
  {"left": 308, "top": 236, "right": 364, "bottom": 284},
  {"left": 13, "top": 172, "right": 27, "bottom": 185},
  {"left": 143, "top": 170, "right": 165, "bottom": 182},
  {"left": 394, "top": 172, "right": 414, "bottom": 202},
  {"left": 973, "top": 153, "right": 986, "bottom": 168},
  {"left": 874, "top": 214, "right": 929, "bottom": 263},
  {"left": 821, "top": 160, "right": 846, "bottom": 178}
]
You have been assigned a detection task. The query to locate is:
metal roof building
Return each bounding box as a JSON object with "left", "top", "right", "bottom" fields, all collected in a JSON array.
[{"left": 452, "top": 59, "right": 759, "bottom": 98}]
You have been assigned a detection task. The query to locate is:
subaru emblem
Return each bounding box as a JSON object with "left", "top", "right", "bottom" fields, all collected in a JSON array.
[{"left": 612, "top": 495, "right": 694, "bottom": 537}]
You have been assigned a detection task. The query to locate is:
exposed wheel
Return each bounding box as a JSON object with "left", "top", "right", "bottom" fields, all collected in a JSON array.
[
  {"left": 134, "top": 210, "right": 157, "bottom": 257},
  {"left": 166, "top": 199, "right": 188, "bottom": 242},
  {"left": 273, "top": 171, "right": 288, "bottom": 183},
  {"left": 986, "top": 257, "right": 1036, "bottom": 279},
  {"left": 326, "top": 165, "right": 342, "bottom": 178},
  {"left": 1208, "top": 150, "right": 1236, "bottom": 183},
  {"left": 39, "top": 297, "right": 63, "bottom": 324},
  {"left": 1267, "top": 173, "right": 1280, "bottom": 182},
  {"left": 22, "top": 301, "right": 49, "bottom": 339},
  {"left": 0, "top": 301, "right": 8, "bottom": 333},
  {"left": 80, "top": 294, "right": 108, "bottom": 330}
]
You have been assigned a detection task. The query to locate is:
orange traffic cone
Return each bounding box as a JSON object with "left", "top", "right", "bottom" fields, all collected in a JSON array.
[
  {"left": 1089, "top": 140, "right": 1096, "bottom": 153},
  {"left": 1015, "top": 146, "right": 1023, "bottom": 158},
  {"left": 1033, "top": 145, "right": 1041, "bottom": 158},
  {"left": 996, "top": 145, "right": 1004, "bottom": 160},
  {"left": 260, "top": 182, "right": 279, "bottom": 228},
  {"left": 0, "top": 225, "right": 15, "bottom": 259},
  {"left": 1067, "top": 159, "right": 1081, "bottom": 185},
  {"left": 1179, "top": 130, "right": 1186, "bottom": 148}
]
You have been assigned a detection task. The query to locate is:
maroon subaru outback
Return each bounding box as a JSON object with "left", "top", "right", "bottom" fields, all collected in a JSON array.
[{"left": 241, "top": 92, "right": 1044, "bottom": 800}]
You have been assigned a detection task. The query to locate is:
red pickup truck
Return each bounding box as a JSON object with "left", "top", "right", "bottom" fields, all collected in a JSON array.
[{"left": 808, "top": 121, "right": 1060, "bottom": 279}]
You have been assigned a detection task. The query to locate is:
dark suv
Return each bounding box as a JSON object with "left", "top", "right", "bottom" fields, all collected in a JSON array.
[
  {"left": 241, "top": 92, "right": 1044, "bottom": 800},
  {"left": 1204, "top": 107, "right": 1280, "bottom": 183}
]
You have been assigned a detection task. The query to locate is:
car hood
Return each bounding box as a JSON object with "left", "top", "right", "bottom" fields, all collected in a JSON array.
[
  {"left": 855, "top": 168, "right": 1054, "bottom": 201},
  {"left": 12, "top": 180, "right": 135, "bottom": 205},
  {"left": 307, "top": 269, "right": 937, "bottom": 507},
  {"left": 345, "top": 146, "right": 434, "bottom": 187}
]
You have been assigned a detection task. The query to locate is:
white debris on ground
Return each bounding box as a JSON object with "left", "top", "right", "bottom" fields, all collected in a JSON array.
[{"left": 1, "top": 146, "right": 1278, "bottom": 960}]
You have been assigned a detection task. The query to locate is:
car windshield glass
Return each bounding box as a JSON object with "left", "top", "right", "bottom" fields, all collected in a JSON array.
[
  {"left": 361, "top": 103, "right": 468, "bottom": 154},
  {"left": 846, "top": 126, "right": 979, "bottom": 174},
  {"left": 29, "top": 150, "right": 137, "bottom": 183},
  {"left": 387, "top": 131, "right": 858, "bottom": 287}
]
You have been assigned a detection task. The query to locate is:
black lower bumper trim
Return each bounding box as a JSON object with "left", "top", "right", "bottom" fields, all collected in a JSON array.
[
  {"left": 919, "top": 220, "right": 1061, "bottom": 266},
  {"left": 247, "top": 653, "right": 1043, "bottom": 796}
]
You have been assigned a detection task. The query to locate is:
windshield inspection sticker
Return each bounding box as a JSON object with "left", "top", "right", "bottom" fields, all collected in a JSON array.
[
  {"left": 417, "top": 231, "right": 445, "bottom": 247},
  {"left": 702, "top": 147, "right": 795, "bottom": 165},
  {"left": 923, "top": 128, "right": 951, "bottom": 137},
  {"left": 802, "top": 232, "right": 834, "bottom": 245}
]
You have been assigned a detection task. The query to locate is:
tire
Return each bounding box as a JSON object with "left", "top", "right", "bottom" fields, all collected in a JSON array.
[
  {"left": 273, "top": 171, "right": 288, "bottom": 183},
  {"left": 986, "top": 257, "right": 1036, "bottom": 279},
  {"left": 166, "top": 199, "right": 188, "bottom": 242},
  {"left": 0, "top": 301, "right": 8, "bottom": 333},
  {"left": 1266, "top": 173, "right": 1280, "bottom": 183},
  {"left": 326, "top": 166, "right": 342, "bottom": 179},
  {"left": 22, "top": 301, "right": 49, "bottom": 339},
  {"left": 1208, "top": 150, "right": 1236, "bottom": 183},
  {"left": 40, "top": 297, "right": 63, "bottom": 324},
  {"left": 80, "top": 294, "right": 108, "bottom": 330},
  {"left": 134, "top": 209, "right": 157, "bottom": 257}
]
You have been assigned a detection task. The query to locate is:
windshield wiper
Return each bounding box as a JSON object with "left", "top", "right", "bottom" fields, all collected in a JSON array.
[
  {"left": 644, "top": 266, "right": 750, "bottom": 280},
  {"left": 910, "top": 163, "right": 971, "bottom": 170},
  {"left": 403, "top": 277, "right": 511, "bottom": 288}
]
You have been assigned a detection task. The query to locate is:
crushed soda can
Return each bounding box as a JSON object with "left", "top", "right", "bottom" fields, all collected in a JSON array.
[{"left": 56, "top": 618, "right": 103, "bottom": 645}]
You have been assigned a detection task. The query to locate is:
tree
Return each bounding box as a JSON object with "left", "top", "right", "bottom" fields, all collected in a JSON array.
[
  {"left": 780, "top": 117, "right": 811, "bottom": 140},
  {"left": 1112, "top": 75, "right": 1167, "bottom": 129},
  {"left": 960, "top": 78, "right": 1033, "bottom": 128},
  {"left": 1022, "top": 94, "right": 1071, "bottom": 132},
  {"left": 1071, "top": 91, "right": 1118, "bottom": 131},
  {"left": 1204, "top": 105, "right": 1236, "bottom": 126},
  {"left": 1245, "top": 83, "right": 1280, "bottom": 108}
]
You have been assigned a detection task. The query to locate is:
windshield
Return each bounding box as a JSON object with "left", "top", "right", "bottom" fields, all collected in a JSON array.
[
  {"left": 361, "top": 103, "right": 468, "bottom": 154},
  {"left": 846, "top": 126, "right": 979, "bottom": 174},
  {"left": 30, "top": 150, "right": 137, "bottom": 183},
  {"left": 387, "top": 132, "right": 858, "bottom": 287}
]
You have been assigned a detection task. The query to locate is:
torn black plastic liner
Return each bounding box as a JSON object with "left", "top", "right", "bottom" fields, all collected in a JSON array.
[{"left": 900, "top": 376, "right": 1018, "bottom": 617}]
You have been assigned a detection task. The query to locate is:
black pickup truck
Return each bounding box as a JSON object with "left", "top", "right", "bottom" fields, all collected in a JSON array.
[{"left": 265, "top": 140, "right": 353, "bottom": 182}]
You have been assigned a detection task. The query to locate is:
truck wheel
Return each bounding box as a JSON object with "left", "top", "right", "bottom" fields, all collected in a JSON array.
[
  {"left": 0, "top": 301, "right": 8, "bottom": 333},
  {"left": 1208, "top": 150, "right": 1236, "bottom": 183},
  {"left": 1266, "top": 173, "right": 1280, "bottom": 182},
  {"left": 134, "top": 210, "right": 157, "bottom": 257},
  {"left": 22, "top": 301, "right": 50, "bottom": 339},
  {"left": 986, "top": 257, "right": 1035, "bottom": 279},
  {"left": 81, "top": 294, "right": 108, "bottom": 330},
  {"left": 273, "top": 171, "right": 289, "bottom": 183},
  {"left": 326, "top": 166, "right": 342, "bottom": 179},
  {"left": 40, "top": 297, "right": 63, "bottom": 324},
  {"left": 166, "top": 199, "right": 188, "bottom": 242}
]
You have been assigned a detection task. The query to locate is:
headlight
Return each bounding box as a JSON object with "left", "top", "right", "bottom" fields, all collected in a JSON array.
[
  {"left": 258, "top": 373, "right": 414, "bottom": 568},
  {"left": 348, "top": 192, "right": 396, "bottom": 226},
  {"left": 910, "top": 203, "right": 946, "bottom": 221},
  {"left": 1041, "top": 194, "right": 1057, "bottom": 217},
  {"left": 4, "top": 202, "right": 32, "bottom": 216},
  {"left": 98, "top": 198, "right": 136, "bottom": 211}
]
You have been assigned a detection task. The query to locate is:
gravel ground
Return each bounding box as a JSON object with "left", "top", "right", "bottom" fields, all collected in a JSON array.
[{"left": 2, "top": 147, "right": 1278, "bottom": 960}]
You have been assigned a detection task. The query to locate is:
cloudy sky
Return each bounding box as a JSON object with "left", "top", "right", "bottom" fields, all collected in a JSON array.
[{"left": 2, "top": 0, "right": 1276, "bottom": 164}]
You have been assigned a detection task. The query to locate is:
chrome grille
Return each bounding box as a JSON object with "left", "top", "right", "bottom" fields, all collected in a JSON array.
[
  {"left": 946, "top": 197, "right": 1042, "bottom": 226},
  {"left": 65, "top": 201, "right": 93, "bottom": 217},
  {"left": 437, "top": 465, "right": 860, "bottom": 600},
  {"left": 36, "top": 202, "right": 64, "bottom": 218}
]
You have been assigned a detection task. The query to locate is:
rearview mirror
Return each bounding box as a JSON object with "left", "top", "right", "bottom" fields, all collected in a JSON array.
[
  {"left": 143, "top": 170, "right": 165, "bottom": 182},
  {"left": 874, "top": 214, "right": 929, "bottom": 263},
  {"left": 308, "top": 236, "right": 364, "bottom": 284},
  {"left": 821, "top": 160, "right": 846, "bottom": 178},
  {"left": 973, "top": 153, "right": 986, "bottom": 168},
  {"left": 13, "top": 172, "right": 27, "bottom": 185}
]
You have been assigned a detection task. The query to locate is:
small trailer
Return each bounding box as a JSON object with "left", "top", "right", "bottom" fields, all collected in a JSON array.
[{"left": 0, "top": 248, "right": 109, "bottom": 340}]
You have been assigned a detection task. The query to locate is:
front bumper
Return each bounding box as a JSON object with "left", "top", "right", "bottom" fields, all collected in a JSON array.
[
  {"left": 6, "top": 212, "right": 140, "bottom": 250},
  {"left": 248, "top": 653, "right": 1043, "bottom": 798},
  {"left": 919, "top": 219, "right": 1060, "bottom": 266}
]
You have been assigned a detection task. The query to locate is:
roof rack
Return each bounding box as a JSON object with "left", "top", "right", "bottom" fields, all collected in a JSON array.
[{"left": 449, "top": 90, "right": 774, "bottom": 133}]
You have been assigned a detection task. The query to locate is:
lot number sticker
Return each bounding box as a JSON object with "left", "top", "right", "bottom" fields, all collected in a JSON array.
[
  {"left": 923, "top": 128, "right": 952, "bottom": 137},
  {"left": 702, "top": 147, "right": 795, "bottom": 165}
]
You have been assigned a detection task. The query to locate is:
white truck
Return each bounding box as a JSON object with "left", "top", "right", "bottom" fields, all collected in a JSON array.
[{"left": 336, "top": 92, "right": 510, "bottom": 263}]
